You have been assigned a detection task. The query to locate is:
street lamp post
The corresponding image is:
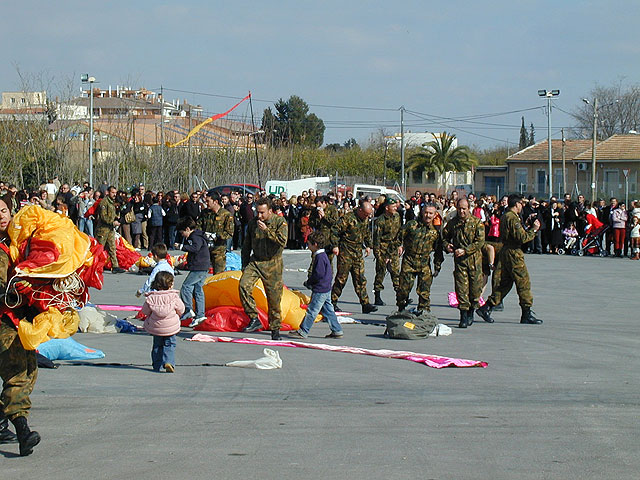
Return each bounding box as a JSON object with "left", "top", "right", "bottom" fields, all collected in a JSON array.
[
  {"left": 81, "top": 74, "right": 96, "bottom": 188},
  {"left": 538, "top": 89, "right": 560, "bottom": 198},
  {"left": 382, "top": 139, "right": 393, "bottom": 186},
  {"left": 400, "top": 106, "right": 405, "bottom": 195}
]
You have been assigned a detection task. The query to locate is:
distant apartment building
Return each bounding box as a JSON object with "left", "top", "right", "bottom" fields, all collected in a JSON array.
[{"left": 0, "top": 90, "right": 49, "bottom": 121}]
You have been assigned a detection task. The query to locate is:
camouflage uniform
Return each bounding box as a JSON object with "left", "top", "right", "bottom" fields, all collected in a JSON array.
[
  {"left": 94, "top": 195, "right": 119, "bottom": 268},
  {"left": 239, "top": 215, "right": 288, "bottom": 330},
  {"left": 442, "top": 215, "right": 485, "bottom": 311},
  {"left": 309, "top": 204, "right": 339, "bottom": 264},
  {"left": 198, "top": 207, "right": 234, "bottom": 274},
  {"left": 331, "top": 211, "right": 372, "bottom": 306},
  {"left": 396, "top": 217, "right": 444, "bottom": 311},
  {"left": 0, "top": 246, "right": 37, "bottom": 422},
  {"left": 373, "top": 211, "right": 402, "bottom": 292},
  {"left": 487, "top": 211, "right": 536, "bottom": 308}
]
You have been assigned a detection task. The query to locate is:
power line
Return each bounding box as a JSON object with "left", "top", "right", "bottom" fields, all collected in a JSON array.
[{"left": 160, "top": 86, "right": 397, "bottom": 112}]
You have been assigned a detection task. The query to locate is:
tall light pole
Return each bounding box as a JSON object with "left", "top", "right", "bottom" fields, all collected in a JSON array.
[
  {"left": 81, "top": 74, "right": 97, "bottom": 187},
  {"left": 400, "top": 106, "right": 405, "bottom": 195},
  {"left": 538, "top": 89, "right": 560, "bottom": 198}
]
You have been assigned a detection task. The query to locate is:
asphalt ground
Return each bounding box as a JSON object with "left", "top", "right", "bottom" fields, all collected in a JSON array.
[{"left": 2, "top": 250, "right": 639, "bottom": 479}]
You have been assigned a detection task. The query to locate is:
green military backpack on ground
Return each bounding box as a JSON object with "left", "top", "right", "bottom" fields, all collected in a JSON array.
[{"left": 384, "top": 311, "right": 438, "bottom": 339}]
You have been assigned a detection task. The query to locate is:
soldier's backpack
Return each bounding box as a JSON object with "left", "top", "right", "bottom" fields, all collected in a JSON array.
[{"left": 384, "top": 310, "right": 438, "bottom": 339}]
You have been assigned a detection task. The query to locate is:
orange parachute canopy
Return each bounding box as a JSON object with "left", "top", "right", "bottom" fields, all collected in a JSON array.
[
  {"left": 8, "top": 206, "right": 106, "bottom": 290},
  {"left": 201, "top": 271, "right": 316, "bottom": 330}
]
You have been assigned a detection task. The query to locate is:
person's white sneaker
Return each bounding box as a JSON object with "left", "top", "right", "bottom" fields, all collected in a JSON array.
[
  {"left": 189, "top": 316, "right": 207, "bottom": 328},
  {"left": 181, "top": 310, "right": 195, "bottom": 321}
]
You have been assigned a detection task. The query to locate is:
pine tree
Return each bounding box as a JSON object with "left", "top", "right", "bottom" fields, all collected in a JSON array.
[
  {"left": 519, "top": 116, "right": 528, "bottom": 150},
  {"left": 528, "top": 123, "right": 535, "bottom": 146}
]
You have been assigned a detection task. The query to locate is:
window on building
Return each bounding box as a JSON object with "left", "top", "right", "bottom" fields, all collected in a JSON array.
[
  {"left": 554, "top": 168, "right": 564, "bottom": 196},
  {"left": 21, "top": 98, "right": 26, "bottom": 104},
  {"left": 412, "top": 169, "right": 423, "bottom": 183},
  {"left": 11, "top": 98, "right": 15, "bottom": 104},
  {"left": 515, "top": 168, "right": 528, "bottom": 193}
]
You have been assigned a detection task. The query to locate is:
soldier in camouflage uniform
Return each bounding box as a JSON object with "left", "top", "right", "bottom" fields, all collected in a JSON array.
[
  {"left": 0, "top": 196, "right": 41, "bottom": 455},
  {"left": 240, "top": 197, "right": 289, "bottom": 340},
  {"left": 396, "top": 204, "right": 444, "bottom": 313},
  {"left": 442, "top": 198, "right": 485, "bottom": 328},
  {"left": 330, "top": 201, "right": 378, "bottom": 314},
  {"left": 94, "top": 186, "right": 124, "bottom": 273},
  {"left": 373, "top": 197, "right": 403, "bottom": 306},
  {"left": 477, "top": 194, "right": 542, "bottom": 325},
  {"left": 198, "top": 191, "right": 235, "bottom": 274},
  {"left": 309, "top": 195, "right": 339, "bottom": 265}
]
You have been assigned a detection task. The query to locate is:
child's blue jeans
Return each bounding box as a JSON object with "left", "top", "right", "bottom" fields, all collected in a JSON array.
[
  {"left": 298, "top": 291, "right": 342, "bottom": 336},
  {"left": 152, "top": 334, "right": 176, "bottom": 371}
]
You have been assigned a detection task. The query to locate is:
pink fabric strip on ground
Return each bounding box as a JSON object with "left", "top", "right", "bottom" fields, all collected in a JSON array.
[
  {"left": 188, "top": 334, "right": 488, "bottom": 369},
  {"left": 96, "top": 305, "right": 142, "bottom": 311}
]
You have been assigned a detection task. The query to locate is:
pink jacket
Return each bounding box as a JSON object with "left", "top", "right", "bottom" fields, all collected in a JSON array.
[{"left": 141, "top": 289, "right": 185, "bottom": 336}]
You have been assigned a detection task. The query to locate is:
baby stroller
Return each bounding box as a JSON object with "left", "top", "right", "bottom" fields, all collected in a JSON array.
[
  {"left": 573, "top": 225, "right": 609, "bottom": 257},
  {"left": 557, "top": 234, "right": 577, "bottom": 255}
]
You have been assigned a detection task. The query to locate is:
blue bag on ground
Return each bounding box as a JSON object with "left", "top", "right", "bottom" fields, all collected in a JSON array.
[
  {"left": 225, "top": 252, "right": 242, "bottom": 271},
  {"left": 37, "top": 337, "right": 105, "bottom": 361}
]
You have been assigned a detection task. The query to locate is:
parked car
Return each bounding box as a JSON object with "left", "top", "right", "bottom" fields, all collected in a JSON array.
[{"left": 208, "top": 184, "right": 261, "bottom": 196}]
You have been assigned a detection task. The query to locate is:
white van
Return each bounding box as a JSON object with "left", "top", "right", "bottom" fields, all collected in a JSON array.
[
  {"left": 352, "top": 184, "right": 405, "bottom": 203},
  {"left": 265, "top": 177, "right": 331, "bottom": 197}
]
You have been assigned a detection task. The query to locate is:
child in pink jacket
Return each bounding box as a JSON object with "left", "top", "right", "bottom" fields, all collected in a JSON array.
[{"left": 141, "top": 271, "right": 185, "bottom": 372}]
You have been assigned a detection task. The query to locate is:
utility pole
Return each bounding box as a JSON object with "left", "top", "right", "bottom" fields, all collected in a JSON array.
[
  {"left": 89, "top": 82, "right": 94, "bottom": 188},
  {"left": 188, "top": 104, "right": 193, "bottom": 193},
  {"left": 590, "top": 98, "right": 598, "bottom": 203},
  {"left": 561, "top": 128, "right": 566, "bottom": 195},
  {"left": 400, "top": 106, "right": 405, "bottom": 195},
  {"left": 248, "top": 92, "right": 262, "bottom": 190},
  {"left": 160, "top": 85, "right": 165, "bottom": 167}
]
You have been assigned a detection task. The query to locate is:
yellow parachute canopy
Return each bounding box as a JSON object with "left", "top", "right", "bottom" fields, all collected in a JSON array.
[
  {"left": 18, "top": 308, "right": 80, "bottom": 351},
  {"left": 202, "top": 271, "right": 316, "bottom": 330},
  {"left": 8, "top": 206, "right": 92, "bottom": 278}
]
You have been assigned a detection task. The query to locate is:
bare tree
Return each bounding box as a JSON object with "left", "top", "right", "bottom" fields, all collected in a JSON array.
[{"left": 572, "top": 80, "right": 640, "bottom": 139}]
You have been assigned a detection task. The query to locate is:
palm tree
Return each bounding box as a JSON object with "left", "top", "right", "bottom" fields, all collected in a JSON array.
[{"left": 407, "top": 132, "right": 475, "bottom": 187}]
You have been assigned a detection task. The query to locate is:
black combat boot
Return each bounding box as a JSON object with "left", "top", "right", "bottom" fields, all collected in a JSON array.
[
  {"left": 362, "top": 303, "right": 378, "bottom": 314},
  {"left": 243, "top": 318, "right": 262, "bottom": 333},
  {"left": 468, "top": 308, "right": 474, "bottom": 326},
  {"left": 520, "top": 307, "right": 543, "bottom": 324},
  {"left": 0, "top": 415, "right": 17, "bottom": 444},
  {"left": 373, "top": 291, "right": 385, "bottom": 306},
  {"left": 270, "top": 330, "right": 282, "bottom": 340},
  {"left": 458, "top": 310, "right": 469, "bottom": 328},
  {"left": 477, "top": 304, "right": 494, "bottom": 323},
  {"left": 493, "top": 301, "right": 504, "bottom": 312},
  {"left": 11, "top": 416, "right": 40, "bottom": 456}
]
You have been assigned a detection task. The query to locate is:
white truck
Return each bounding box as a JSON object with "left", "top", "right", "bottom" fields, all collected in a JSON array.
[
  {"left": 352, "top": 184, "right": 405, "bottom": 203},
  {"left": 265, "top": 177, "right": 331, "bottom": 197}
]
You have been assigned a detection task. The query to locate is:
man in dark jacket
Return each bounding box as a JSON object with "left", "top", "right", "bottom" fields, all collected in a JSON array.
[
  {"left": 180, "top": 192, "right": 202, "bottom": 222},
  {"left": 174, "top": 217, "right": 211, "bottom": 328}
]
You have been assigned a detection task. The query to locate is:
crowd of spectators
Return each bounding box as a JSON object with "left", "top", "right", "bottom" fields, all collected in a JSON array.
[{"left": 1, "top": 177, "right": 638, "bottom": 260}]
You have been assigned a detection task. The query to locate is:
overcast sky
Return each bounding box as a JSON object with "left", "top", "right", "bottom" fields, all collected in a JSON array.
[{"left": 2, "top": 0, "right": 639, "bottom": 149}]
